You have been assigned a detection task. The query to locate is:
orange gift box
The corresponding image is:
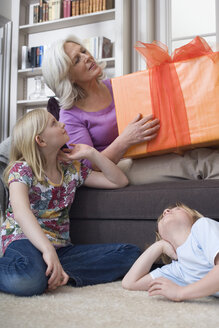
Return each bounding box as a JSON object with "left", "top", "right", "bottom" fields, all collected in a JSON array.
[{"left": 111, "top": 37, "right": 219, "bottom": 158}]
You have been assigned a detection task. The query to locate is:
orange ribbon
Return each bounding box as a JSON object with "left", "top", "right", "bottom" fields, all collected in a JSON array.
[{"left": 135, "top": 36, "right": 213, "bottom": 152}]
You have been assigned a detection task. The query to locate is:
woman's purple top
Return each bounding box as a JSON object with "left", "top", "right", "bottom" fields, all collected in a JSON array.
[{"left": 59, "top": 79, "right": 119, "bottom": 167}]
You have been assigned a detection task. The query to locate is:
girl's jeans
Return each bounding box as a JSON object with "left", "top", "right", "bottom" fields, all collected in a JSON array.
[{"left": 0, "top": 240, "right": 140, "bottom": 296}]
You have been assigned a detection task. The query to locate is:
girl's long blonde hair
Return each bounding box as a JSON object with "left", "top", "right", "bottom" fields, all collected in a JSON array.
[
  {"left": 4, "top": 109, "right": 49, "bottom": 185},
  {"left": 156, "top": 203, "right": 203, "bottom": 264}
]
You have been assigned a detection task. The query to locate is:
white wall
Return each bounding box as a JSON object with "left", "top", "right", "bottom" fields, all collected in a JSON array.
[{"left": 0, "top": 0, "right": 12, "bottom": 20}]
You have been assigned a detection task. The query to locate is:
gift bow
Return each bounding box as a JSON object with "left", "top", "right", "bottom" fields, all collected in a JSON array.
[
  {"left": 134, "top": 37, "right": 214, "bottom": 152},
  {"left": 135, "top": 36, "right": 213, "bottom": 68}
]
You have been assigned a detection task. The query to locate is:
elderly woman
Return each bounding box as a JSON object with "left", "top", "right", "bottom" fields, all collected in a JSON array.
[{"left": 42, "top": 35, "right": 219, "bottom": 184}]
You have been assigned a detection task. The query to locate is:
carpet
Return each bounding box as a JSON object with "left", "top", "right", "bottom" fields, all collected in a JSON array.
[{"left": 0, "top": 281, "right": 218, "bottom": 328}]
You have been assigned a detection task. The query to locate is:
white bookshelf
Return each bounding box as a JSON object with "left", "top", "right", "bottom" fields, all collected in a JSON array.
[{"left": 10, "top": 0, "right": 131, "bottom": 133}]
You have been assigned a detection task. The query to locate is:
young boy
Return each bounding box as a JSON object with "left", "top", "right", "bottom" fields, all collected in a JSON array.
[{"left": 122, "top": 204, "right": 219, "bottom": 301}]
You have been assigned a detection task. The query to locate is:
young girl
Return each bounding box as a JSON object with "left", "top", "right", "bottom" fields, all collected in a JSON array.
[
  {"left": 122, "top": 203, "right": 219, "bottom": 301},
  {"left": 0, "top": 108, "right": 140, "bottom": 297}
]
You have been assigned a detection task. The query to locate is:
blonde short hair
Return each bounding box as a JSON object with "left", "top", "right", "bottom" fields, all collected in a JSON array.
[
  {"left": 156, "top": 203, "right": 203, "bottom": 264},
  {"left": 42, "top": 35, "right": 106, "bottom": 109},
  {"left": 4, "top": 109, "right": 49, "bottom": 184}
]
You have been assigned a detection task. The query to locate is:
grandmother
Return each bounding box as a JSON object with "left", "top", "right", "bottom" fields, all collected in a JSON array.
[{"left": 42, "top": 35, "right": 219, "bottom": 184}]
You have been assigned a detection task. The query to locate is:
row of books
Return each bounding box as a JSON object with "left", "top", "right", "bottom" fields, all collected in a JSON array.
[
  {"left": 63, "top": 0, "right": 114, "bottom": 17},
  {"left": 33, "top": 1, "right": 61, "bottom": 23},
  {"left": 83, "top": 36, "right": 113, "bottom": 59},
  {"left": 33, "top": 0, "right": 114, "bottom": 23},
  {"left": 21, "top": 46, "right": 46, "bottom": 69}
]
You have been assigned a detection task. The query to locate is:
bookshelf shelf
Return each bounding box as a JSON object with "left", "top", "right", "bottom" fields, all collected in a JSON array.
[
  {"left": 20, "top": 9, "right": 115, "bottom": 34},
  {"left": 17, "top": 98, "right": 49, "bottom": 107},
  {"left": 21, "top": 0, "right": 39, "bottom": 5},
  {"left": 18, "top": 57, "right": 115, "bottom": 77},
  {"left": 18, "top": 67, "right": 42, "bottom": 77},
  {"left": 22, "top": 0, "right": 39, "bottom": 5},
  {"left": 102, "top": 57, "right": 115, "bottom": 62}
]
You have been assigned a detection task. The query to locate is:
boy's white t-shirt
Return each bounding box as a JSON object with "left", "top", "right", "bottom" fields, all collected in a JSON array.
[{"left": 150, "top": 217, "right": 219, "bottom": 296}]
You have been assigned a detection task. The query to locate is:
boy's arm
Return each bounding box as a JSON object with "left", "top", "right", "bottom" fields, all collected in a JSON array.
[
  {"left": 122, "top": 240, "right": 177, "bottom": 291},
  {"left": 148, "top": 254, "right": 219, "bottom": 301}
]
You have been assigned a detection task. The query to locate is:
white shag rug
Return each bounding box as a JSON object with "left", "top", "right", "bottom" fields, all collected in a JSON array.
[{"left": 0, "top": 281, "right": 218, "bottom": 328}]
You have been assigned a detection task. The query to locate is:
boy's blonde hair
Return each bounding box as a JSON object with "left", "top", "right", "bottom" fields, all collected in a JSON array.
[
  {"left": 156, "top": 203, "right": 203, "bottom": 264},
  {"left": 4, "top": 109, "right": 49, "bottom": 185}
]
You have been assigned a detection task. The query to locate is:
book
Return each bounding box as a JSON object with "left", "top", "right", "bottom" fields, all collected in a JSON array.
[
  {"left": 52, "top": 0, "right": 56, "bottom": 19},
  {"left": 99, "top": 36, "right": 112, "bottom": 58},
  {"left": 66, "top": 0, "right": 71, "bottom": 17},
  {"left": 89, "top": 0, "right": 93, "bottom": 13},
  {"left": 39, "top": 0, "right": 43, "bottom": 22},
  {"left": 45, "top": 3, "right": 49, "bottom": 20},
  {"left": 83, "top": 37, "right": 98, "bottom": 58},
  {"left": 102, "top": 0, "right": 106, "bottom": 11},
  {"left": 92, "top": 0, "right": 96, "bottom": 12},
  {"left": 36, "top": 47, "right": 40, "bottom": 67},
  {"left": 106, "top": 0, "right": 114, "bottom": 9},
  {"left": 21, "top": 46, "right": 31, "bottom": 69},
  {"left": 75, "top": 0, "right": 80, "bottom": 15},
  {"left": 93, "top": 36, "right": 99, "bottom": 59},
  {"left": 85, "top": 0, "right": 89, "bottom": 14},
  {"left": 63, "top": 0, "right": 66, "bottom": 17},
  {"left": 98, "top": 0, "right": 102, "bottom": 11},
  {"left": 71, "top": 0, "right": 76, "bottom": 16},
  {"left": 43, "top": 3, "right": 46, "bottom": 21},
  {"left": 48, "top": 0, "right": 53, "bottom": 20},
  {"left": 30, "top": 47, "right": 37, "bottom": 68},
  {"left": 56, "top": 0, "right": 62, "bottom": 19},
  {"left": 33, "top": 5, "right": 39, "bottom": 23},
  {"left": 80, "top": 0, "right": 84, "bottom": 15},
  {"left": 38, "top": 46, "right": 44, "bottom": 67}
]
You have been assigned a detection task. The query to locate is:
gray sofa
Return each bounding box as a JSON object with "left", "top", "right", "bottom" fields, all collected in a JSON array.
[
  {"left": 69, "top": 180, "right": 219, "bottom": 250},
  {"left": 1, "top": 137, "right": 219, "bottom": 251}
]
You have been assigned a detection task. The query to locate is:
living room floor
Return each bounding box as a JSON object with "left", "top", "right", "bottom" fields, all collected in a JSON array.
[{"left": 1, "top": 281, "right": 218, "bottom": 328}]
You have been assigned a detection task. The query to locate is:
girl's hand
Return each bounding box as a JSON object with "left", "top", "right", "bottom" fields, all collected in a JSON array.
[
  {"left": 43, "top": 248, "right": 69, "bottom": 290},
  {"left": 58, "top": 144, "right": 94, "bottom": 162},
  {"left": 148, "top": 277, "right": 183, "bottom": 301},
  {"left": 120, "top": 114, "right": 160, "bottom": 147},
  {"left": 160, "top": 240, "right": 178, "bottom": 260}
]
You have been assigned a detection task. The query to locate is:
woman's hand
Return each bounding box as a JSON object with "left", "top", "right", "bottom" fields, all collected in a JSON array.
[
  {"left": 43, "top": 248, "right": 69, "bottom": 290},
  {"left": 119, "top": 113, "right": 160, "bottom": 147}
]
